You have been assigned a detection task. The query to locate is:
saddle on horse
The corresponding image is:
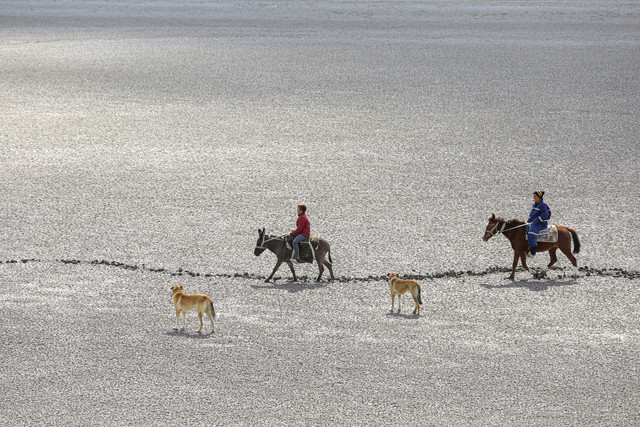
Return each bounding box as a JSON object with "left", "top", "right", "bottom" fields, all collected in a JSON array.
[
  {"left": 283, "top": 235, "right": 318, "bottom": 263},
  {"left": 525, "top": 224, "right": 559, "bottom": 243}
]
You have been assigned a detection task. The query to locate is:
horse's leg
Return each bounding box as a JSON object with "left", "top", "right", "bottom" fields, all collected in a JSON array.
[
  {"left": 266, "top": 260, "right": 284, "bottom": 282},
  {"left": 560, "top": 244, "right": 578, "bottom": 267},
  {"left": 548, "top": 247, "right": 558, "bottom": 269},
  {"left": 520, "top": 251, "right": 530, "bottom": 272},
  {"left": 510, "top": 251, "right": 519, "bottom": 280}
]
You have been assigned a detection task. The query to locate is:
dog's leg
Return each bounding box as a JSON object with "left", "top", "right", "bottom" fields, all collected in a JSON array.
[
  {"left": 181, "top": 311, "right": 187, "bottom": 330},
  {"left": 412, "top": 291, "right": 419, "bottom": 315},
  {"left": 397, "top": 294, "right": 402, "bottom": 313},
  {"left": 174, "top": 305, "right": 181, "bottom": 330},
  {"left": 391, "top": 292, "right": 395, "bottom": 313},
  {"left": 208, "top": 301, "right": 216, "bottom": 333},
  {"left": 197, "top": 310, "right": 203, "bottom": 333},
  {"left": 208, "top": 314, "right": 215, "bottom": 333}
]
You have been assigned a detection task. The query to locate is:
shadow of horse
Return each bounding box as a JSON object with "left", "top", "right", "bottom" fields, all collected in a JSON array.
[
  {"left": 250, "top": 280, "right": 327, "bottom": 293},
  {"left": 480, "top": 278, "right": 578, "bottom": 292}
]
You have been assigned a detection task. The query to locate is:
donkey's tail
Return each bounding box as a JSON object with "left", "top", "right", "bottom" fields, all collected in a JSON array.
[
  {"left": 417, "top": 286, "right": 423, "bottom": 305},
  {"left": 568, "top": 227, "right": 581, "bottom": 254}
]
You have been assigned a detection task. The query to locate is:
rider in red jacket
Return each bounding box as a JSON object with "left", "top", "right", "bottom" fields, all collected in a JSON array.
[{"left": 290, "top": 204, "right": 310, "bottom": 263}]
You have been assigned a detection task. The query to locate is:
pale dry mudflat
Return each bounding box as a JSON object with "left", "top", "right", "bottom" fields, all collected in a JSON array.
[{"left": 1, "top": 1, "right": 639, "bottom": 426}]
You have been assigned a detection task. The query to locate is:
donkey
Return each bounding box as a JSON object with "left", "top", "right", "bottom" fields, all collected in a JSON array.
[{"left": 254, "top": 228, "right": 335, "bottom": 283}]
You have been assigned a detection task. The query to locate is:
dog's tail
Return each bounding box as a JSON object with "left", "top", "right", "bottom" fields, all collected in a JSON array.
[
  {"left": 210, "top": 300, "right": 217, "bottom": 318},
  {"left": 417, "top": 285, "right": 423, "bottom": 305},
  {"left": 327, "top": 247, "right": 333, "bottom": 265}
]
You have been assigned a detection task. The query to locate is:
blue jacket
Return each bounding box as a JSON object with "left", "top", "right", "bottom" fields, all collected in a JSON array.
[{"left": 528, "top": 200, "right": 551, "bottom": 225}]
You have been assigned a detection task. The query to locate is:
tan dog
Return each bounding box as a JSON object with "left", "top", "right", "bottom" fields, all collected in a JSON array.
[
  {"left": 387, "top": 273, "right": 423, "bottom": 315},
  {"left": 170, "top": 285, "right": 216, "bottom": 333}
]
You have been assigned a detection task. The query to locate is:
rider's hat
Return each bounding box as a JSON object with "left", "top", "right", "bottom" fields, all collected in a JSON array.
[{"left": 534, "top": 190, "right": 545, "bottom": 199}]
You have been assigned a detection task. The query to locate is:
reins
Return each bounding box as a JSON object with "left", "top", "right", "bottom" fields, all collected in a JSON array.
[
  {"left": 256, "top": 233, "right": 285, "bottom": 249},
  {"left": 488, "top": 220, "right": 528, "bottom": 236}
]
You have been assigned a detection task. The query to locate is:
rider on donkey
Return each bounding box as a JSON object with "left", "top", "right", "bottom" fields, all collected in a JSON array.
[
  {"left": 527, "top": 190, "right": 551, "bottom": 258},
  {"left": 290, "top": 204, "right": 311, "bottom": 263}
]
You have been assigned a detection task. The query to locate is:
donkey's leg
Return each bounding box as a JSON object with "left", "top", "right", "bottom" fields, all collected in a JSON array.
[
  {"left": 287, "top": 261, "right": 298, "bottom": 282},
  {"left": 322, "top": 255, "right": 335, "bottom": 280},
  {"left": 266, "top": 260, "right": 284, "bottom": 282},
  {"left": 315, "top": 261, "right": 325, "bottom": 282}
]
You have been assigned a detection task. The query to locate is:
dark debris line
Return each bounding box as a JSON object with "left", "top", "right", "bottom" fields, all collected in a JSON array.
[{"left": 1, "top": 258, "right": 639, "bottom": 281}]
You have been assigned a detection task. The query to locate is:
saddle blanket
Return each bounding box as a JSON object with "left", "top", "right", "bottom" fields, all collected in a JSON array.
[
  {"left": 284, "top": 235, "right": 319, "bottom": 263},
  {"left": 525, "top": 224, "right": 558, "bottom": 243}
]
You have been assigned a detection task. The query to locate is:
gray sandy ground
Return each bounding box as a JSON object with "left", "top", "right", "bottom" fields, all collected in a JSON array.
[{"left": 1, "top": 1, "right": 639, "bottom": 425}]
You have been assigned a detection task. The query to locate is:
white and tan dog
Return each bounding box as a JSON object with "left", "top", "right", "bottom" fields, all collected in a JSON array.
[
  {"left": 170, "top": 285, "right": 216, "bottom": 333},
  {"left": 387, "top": 273, "right": 423, "bottom": 315}
]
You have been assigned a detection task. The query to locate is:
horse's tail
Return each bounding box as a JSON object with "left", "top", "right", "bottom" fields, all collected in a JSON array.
[
  {"left": 568, "top": 227, "right": 581, "bottom": 254},
  {"left": 417, "top": 285, "right": 423, "bottom": 305}
]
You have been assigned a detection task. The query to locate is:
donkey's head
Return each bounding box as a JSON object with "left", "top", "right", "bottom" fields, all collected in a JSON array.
[
  {"left": 483, "top": 213, "right": 504, "bottom": 241},
  {"left": 254, "top": 228, "right": 267, "bottom": 256}
]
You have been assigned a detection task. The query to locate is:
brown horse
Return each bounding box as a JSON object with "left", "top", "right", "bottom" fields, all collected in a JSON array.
[
  {"left": 254, "top": 228, "right": 335, "bottom": 283},
  {"left": 483, "top": 214, "right": 581, "bottom": 280}
]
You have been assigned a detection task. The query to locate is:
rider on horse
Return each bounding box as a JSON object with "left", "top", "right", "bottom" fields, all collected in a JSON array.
[
  {"left": 527, "top": 190, "right": 551, "bottom": 257},
  {"left": 290, "top": 204, "right": 311, "bottom": 263}
]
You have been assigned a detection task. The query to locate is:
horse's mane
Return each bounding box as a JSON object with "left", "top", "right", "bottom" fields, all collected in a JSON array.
[
  {"left": 490, "top": 216, "right": 524, "bottom": 227},
  {"left": 505, "top": 218, "right": 525, "bottom": 227}
]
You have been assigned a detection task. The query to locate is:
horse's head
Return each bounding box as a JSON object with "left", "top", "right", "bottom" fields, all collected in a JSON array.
[
  {"left": 483, "top": 213, "right": 504, "bottom": 241},
  {"left": 254, "top": 228, "right": 267, "bottom": 256}
]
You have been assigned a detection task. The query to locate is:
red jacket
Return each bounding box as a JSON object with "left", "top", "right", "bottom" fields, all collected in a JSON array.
[{"left": 290, "top": 213, "right": 311, "bottom": 237}]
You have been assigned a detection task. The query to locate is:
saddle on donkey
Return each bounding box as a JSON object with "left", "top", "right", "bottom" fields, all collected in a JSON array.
[
  {"left": 284, "top": 235, "right": 318, "bottom": 263},
  {"left": 525, "top": 224, "right": 559, "bottom": 243}
]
